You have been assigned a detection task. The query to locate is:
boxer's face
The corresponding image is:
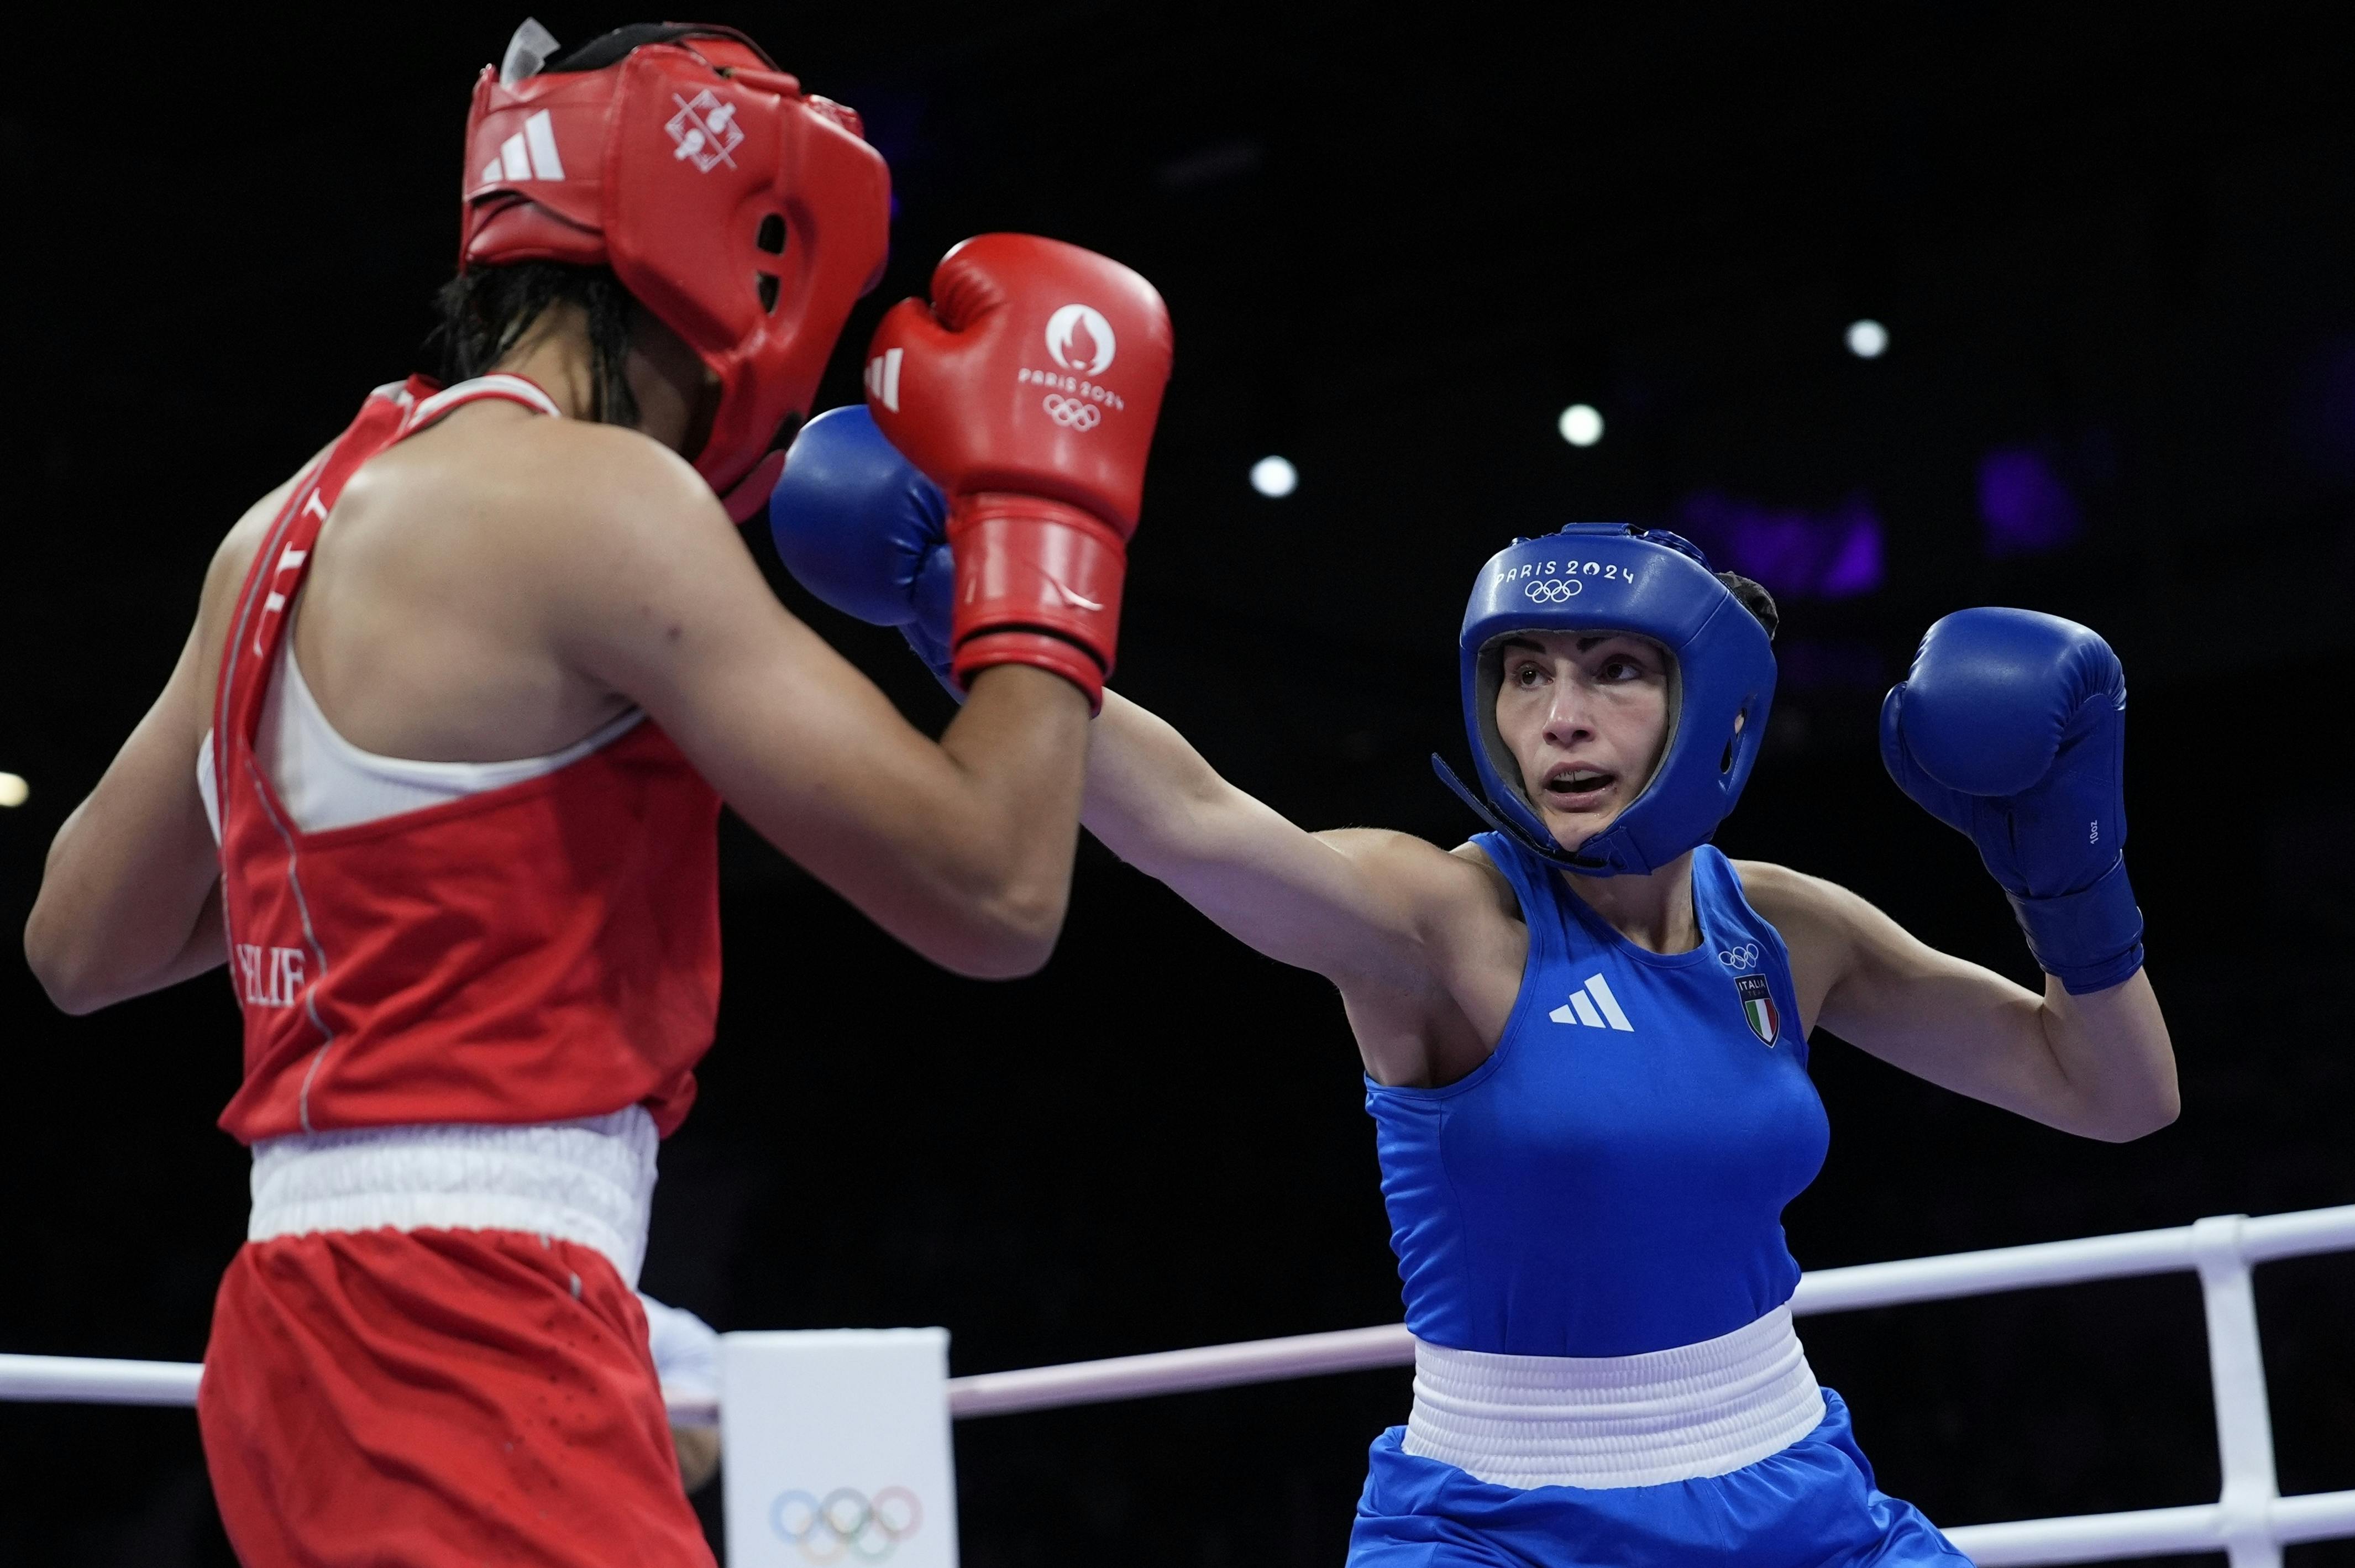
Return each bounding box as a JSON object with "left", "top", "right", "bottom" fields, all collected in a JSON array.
[{"left": 1494, "top": 630, "right": 1672, "bottom": 852}]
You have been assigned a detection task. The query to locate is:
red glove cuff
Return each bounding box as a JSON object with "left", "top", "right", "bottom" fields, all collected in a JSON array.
[
  {"left": 954, "top": 632, "right": 1108, "bottom": 709},
  {"left": 946, "top": 493, "right": 1128, "bottom": 711}
]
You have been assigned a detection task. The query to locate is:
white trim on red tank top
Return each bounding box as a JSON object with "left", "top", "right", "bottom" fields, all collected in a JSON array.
[
  {"left": 198, "top": 651, "right": 645, "bottom": 842},
  {"left": 196, "top": 374, "right": 641, "bottom": 841},
  {"left": 402, "top": 371, "right": 561, "bottom": 428}
]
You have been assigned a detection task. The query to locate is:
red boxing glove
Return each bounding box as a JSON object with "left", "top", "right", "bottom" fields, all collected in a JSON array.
[{"left": 864, "top": 234, "right": 1173, "bottom": 708}]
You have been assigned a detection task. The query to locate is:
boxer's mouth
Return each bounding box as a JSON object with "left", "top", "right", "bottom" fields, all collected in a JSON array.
[{"left": 1543, "top": 766, "right": 1615, "bottom": 807}]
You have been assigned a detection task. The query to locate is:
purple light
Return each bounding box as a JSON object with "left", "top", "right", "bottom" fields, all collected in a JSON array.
[
  {"left": 1776, "top": 639, "right": 1889, "bottom": 691},
  {"left": 2291, "top": 335, "right": 2355, "bottom": 483},
  {"left": 1670, "top": 490, "right": 1885, "bottom": 600},
  {"left": 1977, "top": 448, "right": 2080, "bottom": 558}
]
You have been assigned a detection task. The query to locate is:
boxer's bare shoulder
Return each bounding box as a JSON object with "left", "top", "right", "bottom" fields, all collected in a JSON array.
[
  {"left": 286, "top": 404, "right": 742, "bottom": 762},
  {"left": 189, "top": 447, "right": 332, "bottom": 719},
  {"left": 344, "top": 400, "right": 726, "bottom": 578}
]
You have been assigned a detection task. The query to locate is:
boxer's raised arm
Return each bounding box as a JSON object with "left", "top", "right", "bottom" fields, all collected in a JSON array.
[
  {"left": 1738, "top": 862, "right": 2176, "bottom": 1142},
  {"left": 552, "top": 441, "right": 1089, "bottom": 980},
  {"left": 1084, "top": 691, "right": 1499, "bottom": 997},
  {"left": 1770, "top": 606, "right": 2174, "bottom": 1141}
]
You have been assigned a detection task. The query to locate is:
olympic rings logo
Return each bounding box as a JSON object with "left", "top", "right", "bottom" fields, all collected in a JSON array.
[
  {"left": 1523, "top": 578, "right": 1583, "bottom": 604},
  {"left": 1719, "top": 941, "right": 1761, "bottom": 972},
  {"left": 769, "top": 1486, "right": 924, "bottom": 1563},
  {"left": 1041, "top": 394, "right": 1102, "bottom": 431}
]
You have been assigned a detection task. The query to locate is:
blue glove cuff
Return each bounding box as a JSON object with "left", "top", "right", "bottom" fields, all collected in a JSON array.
[
  {"left": 2006, "top": 857, "right": 2144, "bottom": 994},
  {"left": 898, "top": 627, "right": 964, "bottom": 702}
]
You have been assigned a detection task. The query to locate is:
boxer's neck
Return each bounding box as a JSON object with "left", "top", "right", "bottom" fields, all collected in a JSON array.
[
  {"left": 491, "top": 301, "right": 707, "bottom": 453},
  {"left": 1558, "top": 853, "right": 1700, "bottom": 956},
  {"left": 491, "top": 301, "right": 601, "bottom": 422}
]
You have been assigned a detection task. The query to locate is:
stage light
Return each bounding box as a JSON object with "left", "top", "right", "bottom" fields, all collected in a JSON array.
[
  {"left": 1250, "top": 455, "right": 1298, "bottom": 497},
  {"left": 1846, "top": 319, "right": 1889, "bottom": 359},
  {"left": 1671, "top": 490, "right": 1886, "bottom": 600},
  {"left": 1978, "top": 447, "right": 2082, "bottom": 558},
  {"left": 0, "top": 772, "right": 27, "bottom": 809},
  {"left": 1557, "top": 404, "right": 1603, "bottom": 447}
]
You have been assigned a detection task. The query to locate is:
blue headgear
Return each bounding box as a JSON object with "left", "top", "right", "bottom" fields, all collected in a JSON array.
[{"left": 1432, "top": 524, "right": 1777, "bottom": 877}]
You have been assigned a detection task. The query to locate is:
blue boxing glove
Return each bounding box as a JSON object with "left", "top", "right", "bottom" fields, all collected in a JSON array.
[
  {"left": 767, "top": 406, "right": 956, "bottom": 685},
  {"left": 1880, "top": 608, "right": 2143, "bottom": 993}
]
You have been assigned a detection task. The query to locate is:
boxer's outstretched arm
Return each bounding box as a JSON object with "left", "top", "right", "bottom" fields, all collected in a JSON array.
[
  {"left": 1083, "top": 692, "right": 1502, "bottom": 1003},
  {"left": 553, "top": 440, "right": 1090, "bottom": 980},
  {"left": 1737, "top": 861, "right": 2178, "bottom": 1142}
]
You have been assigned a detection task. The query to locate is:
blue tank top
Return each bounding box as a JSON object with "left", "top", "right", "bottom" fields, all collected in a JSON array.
[{"left": 1366, "top": 836, "right": 1828, "bottom": 1358}]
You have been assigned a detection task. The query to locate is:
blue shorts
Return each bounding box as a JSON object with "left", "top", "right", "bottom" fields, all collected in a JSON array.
[{"left": 1349, "top": 1387, "right": 1969, "bottom": 1568}]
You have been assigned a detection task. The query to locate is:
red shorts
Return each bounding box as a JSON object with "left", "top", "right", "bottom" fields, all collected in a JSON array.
[{"left": 198, "top": 1226, "right": 715, "bottom": 1567}]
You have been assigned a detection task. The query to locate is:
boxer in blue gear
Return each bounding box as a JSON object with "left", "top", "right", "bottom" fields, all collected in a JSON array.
[{"left": 769, "top": 410, "right": 2180, "bottom": 1568}]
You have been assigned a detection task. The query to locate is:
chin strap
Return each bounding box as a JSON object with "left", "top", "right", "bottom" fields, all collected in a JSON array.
[
  {"left": 720, "top": 450, "right": 789, "bottom": 525},
  {"left": 1428, "top": 753, "right": 1598, "bottom": 871}
]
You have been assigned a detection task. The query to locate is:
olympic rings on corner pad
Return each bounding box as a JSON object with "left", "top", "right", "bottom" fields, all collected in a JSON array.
[
  {"left": 1041, "top": 393, "right": 1103, "bottom": 430},
  {"left": 769, "top": 1485, "right": 925, "bottom": 1564}
]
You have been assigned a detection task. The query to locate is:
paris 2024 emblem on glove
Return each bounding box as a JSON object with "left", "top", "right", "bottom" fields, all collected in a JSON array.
[{"left": 860, "top": 234, "right": 1174, "bottom": 709}]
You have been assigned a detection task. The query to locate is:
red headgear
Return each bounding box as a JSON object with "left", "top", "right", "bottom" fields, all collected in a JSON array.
[{"left": 460, "top": 23, "right": 891, "bottom": 518}]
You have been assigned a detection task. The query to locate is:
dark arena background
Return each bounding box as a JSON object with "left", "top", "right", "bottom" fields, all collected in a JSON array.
[{"left": 4, "top": 4, "right": 2354, "bottom": 1564}]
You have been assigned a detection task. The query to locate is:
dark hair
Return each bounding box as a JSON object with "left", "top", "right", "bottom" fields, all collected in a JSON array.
[
  {"left": 1716, "top": 571, "right": 1780, "bottom": 642},
  {"left": 430, "top": 261, "right": 639, "bottom": 427},
  {"left": 543, "top": 22, "right": 770, "bottom": 74}
]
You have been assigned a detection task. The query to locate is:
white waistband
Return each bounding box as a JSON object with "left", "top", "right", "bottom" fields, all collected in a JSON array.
[
  {"left": 1403, "top": 1305, "right": 1826, "bottom": 1490},
  {"left": 248, "top": 1108, "right": 657, "bottom": 1287}
]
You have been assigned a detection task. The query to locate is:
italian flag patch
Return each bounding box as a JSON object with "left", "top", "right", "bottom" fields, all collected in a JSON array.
[{"left": 1736, "top": 974, "right": 1779, "bottom": 1047}]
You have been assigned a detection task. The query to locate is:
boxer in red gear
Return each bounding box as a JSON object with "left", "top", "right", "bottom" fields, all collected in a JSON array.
[{"left": 22, "top": 21, "right": 1170, "bottom": 1567}]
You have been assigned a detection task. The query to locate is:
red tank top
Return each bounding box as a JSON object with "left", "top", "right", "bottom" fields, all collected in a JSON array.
[{"left": 213, "top": 375, "right": 722, "bottom": 1142}]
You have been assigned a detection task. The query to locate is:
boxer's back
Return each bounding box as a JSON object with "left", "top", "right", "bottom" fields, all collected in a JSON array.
[
  {"left": 196, "top": 393, "right": 706, "bottom": 770},
  {"left": 204, "top": 375, "right": 724, "bottom": 1144},
  {"left": 281, "top": 400, "right": 672, "bottom": 762}
]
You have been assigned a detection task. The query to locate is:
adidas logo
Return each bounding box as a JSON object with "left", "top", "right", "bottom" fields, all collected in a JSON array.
[
  {"left": 865, "top": 348, "right": 904, "bottom": 412},
  {"left": 1550, "top": 973, "right": 1633, "bottom": 1032},
  {"left": 481, "top": 109, "right": 566, "bottom": 186}
]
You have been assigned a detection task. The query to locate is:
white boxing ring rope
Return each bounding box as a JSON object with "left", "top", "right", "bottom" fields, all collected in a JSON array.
[{"left": 9, "top": 1207, "right": 2355, "bottom": 1567}]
